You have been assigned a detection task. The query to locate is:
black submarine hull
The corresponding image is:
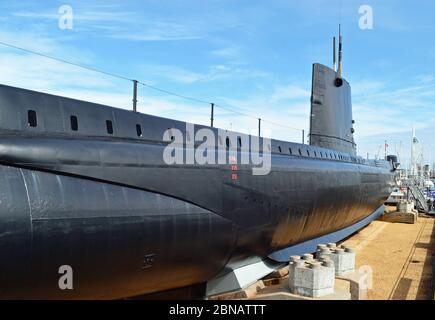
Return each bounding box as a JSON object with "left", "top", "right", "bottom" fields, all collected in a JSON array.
[
  {"left": 0, "top": 60, "right": 394, "bottom": 298},
  {"left": 0, "top": 136, "right": 392, "bottom": 299}
]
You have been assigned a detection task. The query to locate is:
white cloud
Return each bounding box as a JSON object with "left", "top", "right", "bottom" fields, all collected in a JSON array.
[
  {"left": 211, "top": 46, "right": 240, "bottom": 58},
  {"left": 349, "top": 76, "right": 435, "bottom": 162},
  {"left": 107, "top": 21, "right": 204, "bottom": 41},
  {"left": 270, "top": 85, "right": 311, "bottom": 102},
  {"left": 216, "top": 87, "right": 311, "bottom": 142},
  {"left": 351, "top": 80, "right": 386, "bottom": 96},
  {"left": 141, "top": 65, "right": 204, "bottom": 84},
  {"left": 10, "top": 6, "right": 203, "bottom": 41},
  {"left": 0, "top": 50, "right": 117, "bottom": 92},
  {"left": 139, "top": 64, "right": 268, "bottom": 84},
  {"left": 110, "top": 34, "right": 201, "bottom": 42},
  {"left": 13, "top": 9, "right": 141, "bottom": 23},
  {"left": 11, "top": 7, "right": 208, "bottom": 42}
]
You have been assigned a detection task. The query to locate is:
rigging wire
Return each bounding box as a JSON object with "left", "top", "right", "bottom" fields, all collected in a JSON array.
[
  {"left": 0, "top": 40, "right": 133, "bottom": 82},
  {"left": 138, "top": 81, "right": 210, "bottom": 105}
]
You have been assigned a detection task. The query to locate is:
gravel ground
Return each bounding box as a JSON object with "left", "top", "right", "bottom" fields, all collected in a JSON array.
[{"left": 341, "top": 213, "right": 435, "bottom": 300}]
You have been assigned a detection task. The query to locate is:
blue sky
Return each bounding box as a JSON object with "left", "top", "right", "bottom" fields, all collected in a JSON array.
[{"left": 0, "top": 0, "right": 435, "bottom": 168}]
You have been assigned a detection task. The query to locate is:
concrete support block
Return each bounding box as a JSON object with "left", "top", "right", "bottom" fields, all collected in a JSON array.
[
  {"left": 397, "top": 200, "right": 414, "bottom": 213},
  {"left": 288, "top": 256, "right": 301, "bottom": 292},
  {"left": 249, "top": 278, "right": 351, "bottom": 300},
  {"left": 316, "top": 244, "right": 327, "bottom": 257},
  {"left": 327, "top": 243, "right": 337, "bottom": 249},
  {"left": 289, "top": 258, "right": 335, "bottom": 298},
  {"left": 380, "top": 201, "right": 418, "bottom": 224},
  {"left": 318, "top": 244, "right": 355, "bottom": 276},
  {"left": 337, "top": 271, "right": 369, "bottom": 300}
]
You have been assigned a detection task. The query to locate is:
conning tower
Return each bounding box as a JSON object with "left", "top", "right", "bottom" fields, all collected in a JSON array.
[{"left": 309, "top": 27, "right": 356, "bottom": 155}]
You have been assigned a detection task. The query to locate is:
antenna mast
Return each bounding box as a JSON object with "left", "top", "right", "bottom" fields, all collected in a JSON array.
[
  {"left": 411, "top": 125, "right": 416, "bottom": 177},
  {"left": 337, "top": 24, "right": 343, "bottom": 79},
  {"left": 333, "top": 37, "right": 337, "bottom": 72},
  {"left": 334, "top": 25, "right": 344, "bottom": 87}
]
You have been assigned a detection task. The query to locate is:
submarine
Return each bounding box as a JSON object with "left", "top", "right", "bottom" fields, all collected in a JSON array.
[{"left": 0, "top": 35, "right": 396, "bottom": 299}]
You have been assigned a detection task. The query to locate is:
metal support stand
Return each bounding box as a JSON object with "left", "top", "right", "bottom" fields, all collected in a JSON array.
[
  {"left": 210, "top": 103, "right": 214, "bottom": 127},
  {"left": 132, "top": 80, "right": 138, "bottom": 112}
]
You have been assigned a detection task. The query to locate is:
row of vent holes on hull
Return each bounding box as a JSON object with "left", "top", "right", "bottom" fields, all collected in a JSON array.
[
  {"left": 25, "top": 110, "right": 352, "bottom": 161},
  {"left": 27, "top": 110, "right": 144, "bottom": 137},
  {"left": 166, "top": 131, "right": 262, "bottom": 150},
  {"left": 274, "top": 144, "right": 345, "bottom": 161}
]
